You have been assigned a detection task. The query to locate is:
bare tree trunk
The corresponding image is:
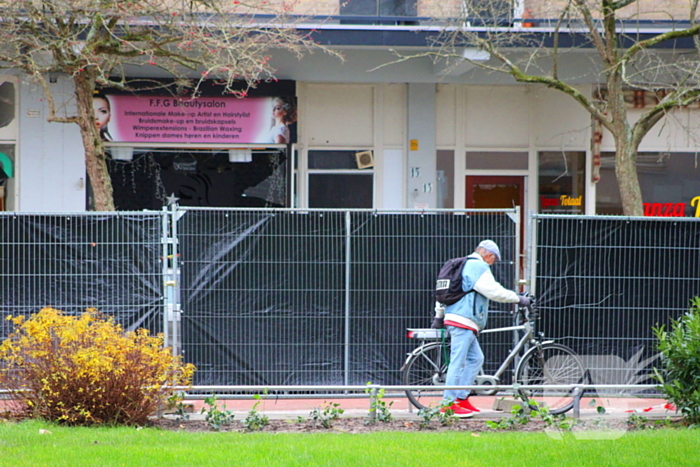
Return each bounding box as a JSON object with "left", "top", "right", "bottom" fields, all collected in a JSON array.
[
  {"left": 605, "top": 54, "right": 645, "bottom": 217},
  {"left": 73, "top": 70, "right": 115, "bottom": 211},
  {"left": 614, "top": 136, "right": 644, "bottom": 216}
]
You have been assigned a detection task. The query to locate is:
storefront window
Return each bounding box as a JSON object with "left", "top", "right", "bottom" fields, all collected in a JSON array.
[
  {"left": 538, "top": 151, "right": 585, "bottom": 214},
  {"left": 108, "top": 148, "right": 289, "bottom": 210},
  {"left": 0, "top": 144, "right": 14, "bottom": 211},
  {"left": 340, "top": 0, "right": 417, "bottom": 19},
  {"left": 436, "top": 150, "right": 454, "bottom": 209},
  {"left": 0, "top": 81, "right": 16, "bottom": 211},
  {"left": 0, "top": 81, "right": 15, "bottom": 131},
  {"left": 596, "top": 152, "right": 700, "bottom": 217},
  {"left": 307, "top": 150, "right": 374, "bottom": 208},
  {"left": 466, "top": 151, "right": 528, "bottom": 170}
]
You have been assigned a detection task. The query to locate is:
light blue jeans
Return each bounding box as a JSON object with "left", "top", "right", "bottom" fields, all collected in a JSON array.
[{"left": 443, "top": 325, "right": 484, "bottom": 403}]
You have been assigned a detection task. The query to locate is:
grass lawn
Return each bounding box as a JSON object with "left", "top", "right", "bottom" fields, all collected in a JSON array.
[{"left": 1, "top": 420, "right": 698, "bottom": 467}]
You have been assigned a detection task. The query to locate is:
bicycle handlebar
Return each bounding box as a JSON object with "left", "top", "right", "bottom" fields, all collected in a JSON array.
[{"left": 515, "top": 295, "right": 538, "bottom": 324}]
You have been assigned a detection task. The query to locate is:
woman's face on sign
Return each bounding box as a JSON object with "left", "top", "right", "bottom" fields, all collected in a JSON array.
[
  {"left": 93, "top": 97, "right": 111, "bottom": 129},
  {"left": 272, "top": 100, "right": 285, "bottom": 121}
]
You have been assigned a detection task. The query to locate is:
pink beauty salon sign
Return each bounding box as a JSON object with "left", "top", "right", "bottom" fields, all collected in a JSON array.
[{"left": 106, "top": 95, "right": 287, "bottom": 144}]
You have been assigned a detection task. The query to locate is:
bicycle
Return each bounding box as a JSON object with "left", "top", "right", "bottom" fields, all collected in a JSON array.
[{"left": 402, "top": 298, "right": 586, "bottom": 414}]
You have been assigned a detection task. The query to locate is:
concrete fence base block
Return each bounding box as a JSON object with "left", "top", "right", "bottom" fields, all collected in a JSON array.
[{"left": 492, "top": 397, "right": 547, "bottom": 413}]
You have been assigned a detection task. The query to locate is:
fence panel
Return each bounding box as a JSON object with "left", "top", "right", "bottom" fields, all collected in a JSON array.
[
  {"left": 0, "top": 212, "right": 165, "bottom": 337},
  {"left": 176, "top": 208, "right": 520, "bottom": 388},
  {"left": 176, "top": 209, "right": 348, "bottom": 386},
  {"left": 532, "top": 214, "right": 700, "bottom": 394},
  {"left": 346, "top": 210, "right": 519, "bottom": 386}
]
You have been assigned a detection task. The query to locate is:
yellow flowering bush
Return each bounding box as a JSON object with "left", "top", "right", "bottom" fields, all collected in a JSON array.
[{"left": 0, "top": 308, "right": 195, "bottom": 426}]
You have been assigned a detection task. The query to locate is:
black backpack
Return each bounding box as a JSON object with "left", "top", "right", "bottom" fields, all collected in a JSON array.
[{"left": 434, "top": 257, "right": 475, "bottom": 305}]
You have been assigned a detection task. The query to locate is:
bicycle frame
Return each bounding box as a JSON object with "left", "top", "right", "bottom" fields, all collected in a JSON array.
[
  {"left": 405, "top": 307, "right": 553, "bottom": 395},
  {"left": 475, "top": 321, "right": 549, "bottom": 393},
  {"left": 404, "top": 303, "right": 585, "bottom": 413}
]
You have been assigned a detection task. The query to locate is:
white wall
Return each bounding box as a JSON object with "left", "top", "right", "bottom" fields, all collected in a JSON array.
[
  {"left": 17, "top": 75, "right": 85, "bottom": 212},
  {"left": 299, "top": 82, "right": 408, "bottom": 208},
  {"left": 465, "top": 85, "right": 531, "bottom": 148},
  {"left": 532, "top": 86, "right": 590, "bottom": 149},
  {"left": 600, "top": 107, "right": 697, "bottom": 152}
]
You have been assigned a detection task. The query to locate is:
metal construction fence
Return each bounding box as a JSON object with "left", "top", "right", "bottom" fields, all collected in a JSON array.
[
  {"left": 532, "top": 214, "right": 700, "bottom": 394},
  {"left": 0, "top": 211, "right": 166, "bottom": 339},
  {"left": 173, "top": 207, "right": 520, "bottom": 388},
  {"left": 1, "top": 208, "right": 699, "bottom": 395}
]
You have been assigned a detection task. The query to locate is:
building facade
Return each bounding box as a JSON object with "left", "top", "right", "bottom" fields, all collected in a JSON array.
[{"left": 0, "top": 0, "right": 698, "bottom": 219}]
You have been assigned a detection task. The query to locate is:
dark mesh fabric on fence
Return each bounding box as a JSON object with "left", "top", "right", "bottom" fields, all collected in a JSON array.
[
  {"left": 177, "top": 210, "right": 348, "bottom": 386},
  {"left": 347, "top": 211, "right": 518, "bottom": 386},
  {"left": 534, "top": 216, "right": 700, "bottom": 391},
  {"left": 0, "top": 213, "right": 164, "bottom": 336},
  {"left": 177, "top": 209, "right": 519, "bottom": 387}
]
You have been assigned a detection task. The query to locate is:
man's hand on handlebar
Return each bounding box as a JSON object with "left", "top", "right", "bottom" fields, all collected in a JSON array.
[{"left": 517, "top": 294, "right": 531, "bottom": 307}]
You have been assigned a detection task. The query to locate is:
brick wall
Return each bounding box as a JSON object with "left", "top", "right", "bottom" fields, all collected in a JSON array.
[
  {"left": 526, "top": 0, "right": 697, "bottom": 21},
  {"left": 204, "top": 0, "right": 698, "bottom": 22}
]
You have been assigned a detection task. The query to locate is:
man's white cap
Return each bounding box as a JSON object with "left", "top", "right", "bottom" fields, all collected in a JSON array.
[{"left": 478, "top": 239, "right": 501, "bottom": 261}]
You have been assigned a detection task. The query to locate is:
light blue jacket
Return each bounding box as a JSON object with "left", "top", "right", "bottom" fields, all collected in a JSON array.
[
  {"left": 443, "top": 252, "right": 519, "bottom": 331},
  {"left": 444, "top": 253, "right": 490, "bottom": 329}
]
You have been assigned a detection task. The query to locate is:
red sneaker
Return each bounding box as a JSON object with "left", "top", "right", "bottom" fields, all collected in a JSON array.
[
  {"left": 456, "top": 398, "right": 481, "bottom": 412},
  {"left": 440, "top": 403, "right": 474, "bottom": 418}
]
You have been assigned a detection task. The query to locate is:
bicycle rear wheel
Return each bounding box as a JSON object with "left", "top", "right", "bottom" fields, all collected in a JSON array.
[
  {"left": 402, "top": 341, "right": 449, "bottom": 410},
  {"left": 515, "top": 343, "right": 586, "bottom": 415}
]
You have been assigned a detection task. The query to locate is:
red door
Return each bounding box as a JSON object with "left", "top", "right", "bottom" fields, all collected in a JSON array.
[
  {"left": 465, "top": 176, "right": 524, "bottom": 210},
  {"left": 466, "top": 176, "right": 525, "bottom": 278}
]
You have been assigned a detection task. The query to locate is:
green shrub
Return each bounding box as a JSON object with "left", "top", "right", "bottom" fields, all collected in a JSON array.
[
  {"left": 0, "top": 308, "right": 195, "bottom": 426},
  {"left": 654, "top": 297, "right": 700, "bottom": 425},
  {"left": 416, "top": 403, "right": 455, "bottom": 429},
  {"left": 243, "top": 396, "right": 270, "bottom": 432},
  {"left": 310, "top": 402, "right": 344, "bottom": 429},
  {"left": 200, "top": 394, "right": 235, "bottom": 430}
]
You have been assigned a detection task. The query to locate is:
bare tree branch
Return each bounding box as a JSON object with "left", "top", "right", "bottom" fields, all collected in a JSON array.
[
  {"left": 393, "top": 0, "right": 700, "bottom": 216},
  {"left": 611, "top": 0, "right": 638, "bottom": 9},
  {"left": 622, "top": 25, "right": 700, "bottom": 62},
  {"left": 0, "top": 0, "right": 339, "bottom": 210},
  {"left": 572, "top": 0, "right": 609, "bottom": 64}
]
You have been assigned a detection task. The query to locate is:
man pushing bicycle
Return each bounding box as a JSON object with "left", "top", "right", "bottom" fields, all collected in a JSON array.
[{"left": 432, "top": 239, "right": 530, "bottom": 418}]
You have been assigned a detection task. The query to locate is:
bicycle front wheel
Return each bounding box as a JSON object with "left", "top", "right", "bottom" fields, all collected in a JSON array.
[
  {"left": 514, "top": 343, "right": 586, "bottom": 415},
  {"left": 402, "top": 341, "right": 448, "bottom": 410}
]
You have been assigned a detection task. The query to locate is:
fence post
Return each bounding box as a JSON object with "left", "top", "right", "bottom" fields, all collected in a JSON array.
[
  {"left": 161, "top": 207, "right": 171, "bottom": 352},
  {"left": 344, "top": 211, "right": 352, "bottom": 387},
  {"left": 162, "top": 202, "right": 182, "bottom": 356},
  {"left": 572, "top": 386, "right": 583, "bottom": 419}
]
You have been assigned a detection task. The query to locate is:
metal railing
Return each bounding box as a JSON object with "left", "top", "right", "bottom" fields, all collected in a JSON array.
[{"left": 169, "top": 383, "right": 664, "bottom": 420}]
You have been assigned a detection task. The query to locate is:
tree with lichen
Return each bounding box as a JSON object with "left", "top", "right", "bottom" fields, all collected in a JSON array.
[
  {"left": 393, "top": 0, "right": 700, "bottom": 216},
  {"left": 0, "top": 0, "right": 332, "bottom": 210}
]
